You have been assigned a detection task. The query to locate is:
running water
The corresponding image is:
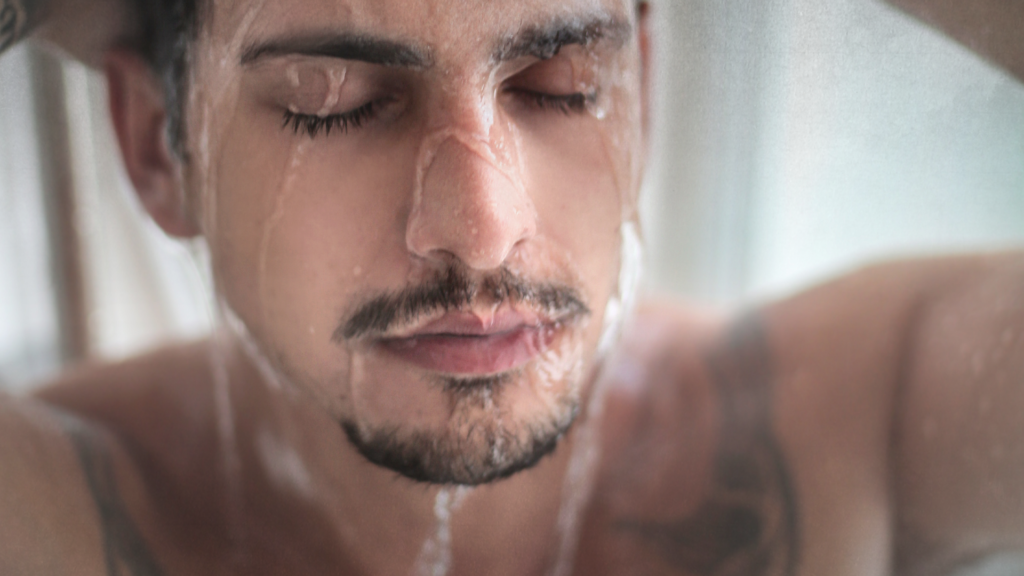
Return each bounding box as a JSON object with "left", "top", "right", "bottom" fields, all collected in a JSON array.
[
  {"left": 415, "top": 486, "right": 473, "bottom": 576},
  {"left": 547, "top": 367, "right": 613, "bottom": 576},
  {"left": 548, "top": 222, "right": 644, "bottom": 576},
  {"left": 209, "top": 329, "right": 246, "bottom": 567}
]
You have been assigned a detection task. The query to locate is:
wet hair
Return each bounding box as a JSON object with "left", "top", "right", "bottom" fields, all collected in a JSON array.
[{"left": 131, "top": 0, "right": 198, "bottom": 156}]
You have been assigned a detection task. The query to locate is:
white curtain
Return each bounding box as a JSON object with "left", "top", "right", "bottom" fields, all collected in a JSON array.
[
  {"left": 642, "top": 0, "right": 1024, "bottom": 304},
  {"left": 0, "top": 45, "right": 61, "bottom": 390}
]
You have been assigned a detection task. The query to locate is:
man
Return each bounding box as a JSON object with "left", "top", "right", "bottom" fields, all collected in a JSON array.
[{"left": 0, "top": 0, "right": 1022, "bottom": 574}]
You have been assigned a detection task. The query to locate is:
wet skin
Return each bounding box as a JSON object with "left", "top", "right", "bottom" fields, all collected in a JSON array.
[
  {"left": 5, "top": 254, "right": 1024, "bottom": 576},
  {"left": 179, "top": 0, "right": 646, "bottom": 484},
  {"left": 1, "top": 0, "right": 1024, "bottom": 574}
]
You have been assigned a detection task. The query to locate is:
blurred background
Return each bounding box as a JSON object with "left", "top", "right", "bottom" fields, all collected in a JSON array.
[{"left": 0, "top": 0, "right": 1022, "bottom": 392}]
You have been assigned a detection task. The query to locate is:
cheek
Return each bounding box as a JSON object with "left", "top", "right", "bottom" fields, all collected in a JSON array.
[
  {"left": 209, "top": 115, "right": 421, "bottom": 375},
  {"left": 523, "top": 120, "right": 628, "bottom": 306}
]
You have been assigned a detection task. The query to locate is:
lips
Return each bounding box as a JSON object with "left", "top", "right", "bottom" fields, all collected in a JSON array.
[{"left": 375, "top": 309, "right": 565, "bottom": 375}]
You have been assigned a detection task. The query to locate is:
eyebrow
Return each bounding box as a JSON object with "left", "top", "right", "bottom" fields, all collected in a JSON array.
[
  {"left": 493, "top": 13, "right": 634, "bottom": 62},
  {"left": 239, "top": 12, "right": 633, "bottom": 69},
  {"left": 241, "top": 33, "right": 433, "bottom": 68}
]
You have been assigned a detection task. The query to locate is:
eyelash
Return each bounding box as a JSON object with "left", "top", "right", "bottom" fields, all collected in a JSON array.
[
  {"left": 281, "top": 101, "right": 380, "bottom": 138},
  {"left": 280, "top": 91, "right": 594, "bottom": 139},
  {"left": 516, "top": 90, "right": 595, "bottom": 115}
]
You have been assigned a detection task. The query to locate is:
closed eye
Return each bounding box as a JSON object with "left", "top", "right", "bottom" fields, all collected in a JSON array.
[
  {"left": 281, "top": 100, "right": 383, "bottom": 138},
  {"left": 507, "top": 89, "right": 596, "bottom": 115}
]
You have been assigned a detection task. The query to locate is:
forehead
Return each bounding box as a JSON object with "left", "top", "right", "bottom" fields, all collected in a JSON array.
[{"left": 208, "top": 0, "right": 635, "bottom": 61}]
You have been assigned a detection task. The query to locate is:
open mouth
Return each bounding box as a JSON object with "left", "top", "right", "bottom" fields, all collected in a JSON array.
[{"left": 375, "top": 308, "right": 571, "bottom": 375}]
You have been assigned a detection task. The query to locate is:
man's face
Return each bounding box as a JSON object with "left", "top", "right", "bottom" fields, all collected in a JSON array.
[{"left": 183, "top": 0, "right": 645, "bottom": 484}]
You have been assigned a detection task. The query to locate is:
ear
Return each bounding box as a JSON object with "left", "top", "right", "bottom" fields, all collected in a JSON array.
[{"left": 104, "top": 49, "right": 200, "bottom": 238}]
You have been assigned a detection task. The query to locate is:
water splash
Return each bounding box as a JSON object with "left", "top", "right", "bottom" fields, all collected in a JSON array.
[
  {"left": 208, "top": 331, "right": 246, "bottom": 565},
  {"left": 598, "top": 221, "right": 644, "bottom": 356},
  {"left": 415, "top": 486, "right": 472, "bottom": 576}
]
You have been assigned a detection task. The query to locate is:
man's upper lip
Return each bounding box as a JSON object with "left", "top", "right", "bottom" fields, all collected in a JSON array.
[{"left": 382, "top": 308, "right": 551, "bottom": 340}]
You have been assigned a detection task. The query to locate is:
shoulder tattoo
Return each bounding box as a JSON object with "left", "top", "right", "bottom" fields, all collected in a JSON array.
[
  {"left": 616, "top": 315, "right": 801, "bottom": 575},
  {"left": 55, "top": 412, "right": 166, "bottom": 576}
]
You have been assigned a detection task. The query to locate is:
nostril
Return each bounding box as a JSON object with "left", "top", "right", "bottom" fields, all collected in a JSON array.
[{"left": 406, "top": 133, "right": 536, "bottom": 270}]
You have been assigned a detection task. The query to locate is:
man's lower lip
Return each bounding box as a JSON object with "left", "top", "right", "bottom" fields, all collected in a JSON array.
[{"left": 377, "top": 326, "right": 556, "bottom": 375}]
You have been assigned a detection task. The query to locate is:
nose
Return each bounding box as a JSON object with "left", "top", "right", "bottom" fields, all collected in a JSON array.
[{"left": 406, "top": 136, "right": 537, "bottom": 270}]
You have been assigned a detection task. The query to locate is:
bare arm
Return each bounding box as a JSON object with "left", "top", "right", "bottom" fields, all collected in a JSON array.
[
  {"left": 723, "top": 252, "right": 1024, "bottom": 575},
  {"left": 764, "top": 253, "right": 1024, "bottom": 573},
  {"left": 893, "top": 253, "right": 1024, "bottom": 573}
]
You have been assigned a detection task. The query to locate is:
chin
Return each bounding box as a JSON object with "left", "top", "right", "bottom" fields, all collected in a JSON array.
[{"left": 339, "top": 365, "right": 584, "bottom": 485}]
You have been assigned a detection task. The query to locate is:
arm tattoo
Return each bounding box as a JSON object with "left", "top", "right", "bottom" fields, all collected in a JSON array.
[
  {"left": 0, "top": 0, "right": 41, "bottom": 54},
  {"left": 617, "top": 315, "right": 800, "bottom": 575},
  {"left": 55, "top": 412, "right": 166, "bottom": 576}
]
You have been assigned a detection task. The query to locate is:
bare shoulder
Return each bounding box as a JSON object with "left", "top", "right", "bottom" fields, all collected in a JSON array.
[
  {"left": 0, "top": 392, "right": 108, "bottom": 574},
  {"left": 35, "top": 340, "right": 217, "bottom": 446},
  {"left": 889, "top": 253, "right": 1024, "bottom": 570},
  {"left": 757, "top": 252, "right": 1024, "bottom": 573},
  {"left": 17, "top": 341, "right": 219, "bottom": 575},
  {"left": 598, "top": 299, "right": 724, "bottom": 471},
  {"left": 589, "top": 301, "right": 806, "bottom": 575},
  {"left": 33, "top": 340, "right": 223, "bottom": 521},
  {"left": 0, "top": 344, "right": 205, "bottom": 573},
  {"left": 591, "top": 254, "right": 1024, "bottom": 575},
  {"left": 0, "top": 389, "right": 116, "bottom": 569}
]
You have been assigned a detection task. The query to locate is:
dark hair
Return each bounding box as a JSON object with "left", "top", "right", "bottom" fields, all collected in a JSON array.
[
  {"left": 133, "top": 0, "right": 198, "bottom": 156},
  {"left": 140, "top": 0, "right": 646, "bottom": 156}
]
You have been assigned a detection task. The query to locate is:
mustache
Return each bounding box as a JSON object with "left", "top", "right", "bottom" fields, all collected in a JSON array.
[{"left": 334, "top": 266, "right": 590, "bottom": 342}]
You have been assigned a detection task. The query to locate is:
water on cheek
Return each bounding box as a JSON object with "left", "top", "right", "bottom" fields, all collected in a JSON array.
[
  {"left": 256, "top": 138, "right": 311, "bottom": 329},
  {"left": 598, "top": 221, "right": 644, "bottom": 356},
  {"left": 598, "top": 52, "right": 645, "bottom": 215},
  {"left": 192, "top": 1, "right": 270, "bottom": 244},
  {"left": 536, "top": 50, "right": 645, "bottom": 571},
  {"left": 187, "top": 4, "right": 321, "bottom": 562},
  {"left": 340, "top": 349, "right": 370, "bottom": 431}
]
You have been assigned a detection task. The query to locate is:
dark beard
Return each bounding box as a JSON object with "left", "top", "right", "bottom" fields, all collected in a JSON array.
[
  {"left": 340, "top": 375, "right": 580, "bottom": 485},
  {"left": 332, "top": 262, "right": 590, "bottom": 485}
]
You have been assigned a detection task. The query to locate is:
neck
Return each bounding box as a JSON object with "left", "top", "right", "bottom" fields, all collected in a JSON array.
[{"left": 210, "top": 332, "right": 606, "bottom": 576}]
